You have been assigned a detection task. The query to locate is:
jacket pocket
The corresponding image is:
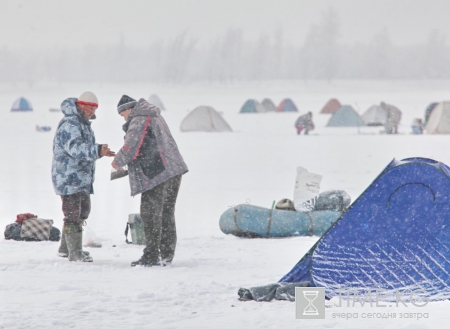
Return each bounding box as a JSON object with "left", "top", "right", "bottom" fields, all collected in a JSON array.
[
  {"left": 138, "top": 146, "right": 165, "bottom": 180},
  {"left": 135, "top": 124, "right": 166, "bottom": 180}
]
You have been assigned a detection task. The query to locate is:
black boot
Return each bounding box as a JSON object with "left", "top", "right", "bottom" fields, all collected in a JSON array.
[{"left": 131, "top": 257, "right": 161, "bottom": 267}]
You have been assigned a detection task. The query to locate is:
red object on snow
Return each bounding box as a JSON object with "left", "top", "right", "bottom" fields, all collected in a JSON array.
[{"left": 15, "top": 213, "right": 38, "bottom": 223}]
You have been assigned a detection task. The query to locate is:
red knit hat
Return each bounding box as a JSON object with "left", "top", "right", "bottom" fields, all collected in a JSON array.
[{"left": 76, "top": 91, "right": 98, "bottom": 107}]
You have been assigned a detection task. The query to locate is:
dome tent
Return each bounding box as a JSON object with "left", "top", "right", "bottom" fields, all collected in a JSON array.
[
  {"left": 180, "top": 106, "right": 232, "bottom": 132},
  {"left": 425, "top": 101, "right": 450, "bottom": 134},
  {"left": 276, "top": 98, "right": 298, "bottom": 112},
  {"left": 148, "top": 94, "right": 166, "bottom": 111},
  {"left": 361, "top": 104, "right": 387, "bottom": 126},
  {"left": 11, "top": 97, "right": 33, "bottom": 112},
  {"left": 261, "top": 98, "right": 276, "bottom": 112},
  {"left": 326, "top": 105, "right": 364, "bottom": 127},
  {"left": 279, "top": 158, "right": 450, "bottom": 302},
  {"left": 320, "top": 98, "right": 341, "bottom": 114},
  {"left": 424, "top": 102, "right": 439, "bottom": 125},
  {"left": 239, "top": 99, "right": 265, "bottom": 113}
]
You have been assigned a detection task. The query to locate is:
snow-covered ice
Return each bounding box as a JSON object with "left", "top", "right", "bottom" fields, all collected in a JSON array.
[{"left": 1, "top": 80, "right": 450, "bottom": 328}]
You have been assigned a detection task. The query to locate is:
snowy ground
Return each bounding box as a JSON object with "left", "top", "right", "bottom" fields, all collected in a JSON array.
[{"left": 1, "top": 80, "right": 450, "bottom": 328}]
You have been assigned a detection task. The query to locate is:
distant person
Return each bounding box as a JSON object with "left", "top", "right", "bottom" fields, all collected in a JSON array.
[
  {"left": 411, "top": 118, "right": 424, "bottom": 135},
  {"left": 381, "top": 102, "right": 401, "bottom": 134},
  {"left": 111, "top": 95, "right": 188, "bottom": 267},
  {"left": 295, "top": 112, "right": 315, "bottom": 135},
  {"left": 52, "top": 91, "right": 115, "bottom": 262}
]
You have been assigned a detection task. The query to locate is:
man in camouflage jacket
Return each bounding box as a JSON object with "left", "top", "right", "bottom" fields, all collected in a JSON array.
[
  {"left": 112, "top": 95, "right": 188, "bottom": 267},
  {"left": 52, "top": 91, "right": 114, "bottom": 262}
]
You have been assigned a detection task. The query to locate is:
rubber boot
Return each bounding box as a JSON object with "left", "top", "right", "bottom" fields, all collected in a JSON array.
[
  {"left": 66, "top": 232, "right": 93, "bottom": 262},
  {"left": 57, "top": 230, "right": 69, "bottom": 257},
  {"left": 58, "top": 229, "right": 90, "bottom": 258}
]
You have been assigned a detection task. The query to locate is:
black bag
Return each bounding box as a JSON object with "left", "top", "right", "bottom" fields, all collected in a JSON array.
[
  {"left": 4, "top": 222, "right": 61, "bottom": 242},
  {"left": 314, "top": 190, "right": 351, "bottom": 212}
]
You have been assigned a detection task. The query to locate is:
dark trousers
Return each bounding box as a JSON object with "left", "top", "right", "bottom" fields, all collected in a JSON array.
[
  {"left": 58, "top": 192, "right": 90, "bottom": 253},
  {"left": 140, "top": 175, "right": 182, "bottom": 262},
  {"left": 61, "top": 191, "right": 91, "bottom": 225}
]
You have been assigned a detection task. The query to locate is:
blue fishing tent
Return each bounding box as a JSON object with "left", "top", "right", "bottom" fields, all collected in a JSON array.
[
  {"left": 280, "top": 157, "right": 450, "bottom": 301},
  {"left": 326, "top": 105, "right": 364, "bottom": 127},
  {"left": 11, "top": 97, "right": 33, "bottom": 112},
  {"left": 239, "top": 99, "right": 265, "bottom": 113},
  {"left": 276, "top": 98, "right": 298, "bottom": 112}
]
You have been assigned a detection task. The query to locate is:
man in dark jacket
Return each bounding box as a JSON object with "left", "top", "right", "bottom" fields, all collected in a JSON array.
[
  {"left": 112, "top": 95, "right": 188, "bottom": 267},
  {"left": 52, "top": 91, "right": 115, "bottom": 262}
]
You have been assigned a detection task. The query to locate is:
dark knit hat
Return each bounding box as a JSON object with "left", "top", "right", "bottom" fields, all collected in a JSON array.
[{"left": 117, "top": 95, "right": 137, "bottom": 114}]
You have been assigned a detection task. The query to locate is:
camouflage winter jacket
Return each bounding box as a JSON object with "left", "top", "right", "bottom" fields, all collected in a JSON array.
[
  {"left": 114, "top": 99, "right": 188, "bottom": 196},
  {"left": 51, "top": 98, "right": 101, "bottom": 195}
]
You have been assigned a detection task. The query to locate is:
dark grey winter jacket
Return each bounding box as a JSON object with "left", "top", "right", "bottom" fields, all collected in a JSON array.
[{"left": 114, "top": 99, "right": 188, "bottom": 196}]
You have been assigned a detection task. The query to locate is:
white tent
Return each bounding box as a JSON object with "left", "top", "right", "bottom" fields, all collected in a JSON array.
[
  {"left": 148, "top": 94, "right": 166, "bottom": 111},
  {"left": 425, "top": 101, "right": 450, "bottom": 134},
  {"left": 361, "top": 104, "right": 387, "bottom": 126},
  {"left": 261, "top": 98, "right": 276, "bottom": 112},
  {"left": 180, "top": 106, "right": 232, "bottom": 132}
]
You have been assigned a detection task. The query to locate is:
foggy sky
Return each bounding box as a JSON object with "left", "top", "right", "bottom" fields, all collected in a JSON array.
[{"left": 1, "top": 0, "right": 449, "bottom": 49}]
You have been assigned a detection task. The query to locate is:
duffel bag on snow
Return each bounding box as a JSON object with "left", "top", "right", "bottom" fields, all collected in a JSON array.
[{"left": 4, "top": 221, "right": 61, "bottom": 242}]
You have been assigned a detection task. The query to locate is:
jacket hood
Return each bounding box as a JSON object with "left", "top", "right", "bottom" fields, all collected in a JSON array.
[
  {"left": 61, "top": 98, "right": 80, "bottom": 117},
  {"left": 130, "top": 98, "right": 161, "bottom": 118},
  {"left": 122, "top": 99, "right": 161, "bottom": 132}
]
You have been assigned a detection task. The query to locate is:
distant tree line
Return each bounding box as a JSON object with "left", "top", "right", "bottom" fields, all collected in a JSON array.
[{"left": 1, "top": 9, "right": 448, "bottom": 86}]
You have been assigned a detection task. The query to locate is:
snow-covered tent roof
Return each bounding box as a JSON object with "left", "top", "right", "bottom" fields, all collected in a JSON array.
[
  {"left": 320, "top": 98, "right": 341, "bottom": 114},
  {"left": 148, "top": 94, "right": 166, "bottom": 111},
  {"left": 361, "top": 104, "right": 387, "bottom": 126},
  {"left": 239, "top": 99, "right": 265, "bottom": 113},
  {"left": 276, "top": 98, "right": 298, "bottom": 112},
  {"left": 261, "top": 98, "right": 276, "bottom": 112},
  {"left": 280, "top": 157, "right": 450, "bottom": 302},
  {"left": 180, "top": 106, "right": 232, "bottom": 132},
  {"left": 326, "top": 105, "right": 364, "bottom": 127},
  {"left": 425, "top": 101, "right": 450, "bottom": 134},
  {"left": 11, "top": 97, "right": 33, "bottom": 112}
]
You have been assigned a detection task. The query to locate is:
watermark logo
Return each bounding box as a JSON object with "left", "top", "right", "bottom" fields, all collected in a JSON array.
[
  {"left": 295, "top": 287, "right": 325, "bottom": 319},
  {"left": 334, "top": 288, "right": 429, "bottom": 308}
]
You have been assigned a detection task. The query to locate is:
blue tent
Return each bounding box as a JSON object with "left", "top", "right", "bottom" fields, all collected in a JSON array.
[
  {"left": 239, "top": 99, "right": 264, "bottom": 113},
  {"left": 276, "top": 98, "right": 298, "bottom": 112},
  {"left": 11, "top": 97, "right": 33, "bottom": 112},
  {"left": 280, "top": 157, "right": 450, "bottom": 301},
  {"left": 326, "top": 105, "right": 364, "bottom": 127}
]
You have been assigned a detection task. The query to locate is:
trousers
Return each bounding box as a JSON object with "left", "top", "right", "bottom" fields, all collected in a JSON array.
[
  {"left": 140, "top": 175, "right": 182, "bottom": 262},
  {"left": 61, "top": 191, "right": 91, "bottom": 225},
  {"left": 58, "top": 191, "right": 91, "bottom": 254}
]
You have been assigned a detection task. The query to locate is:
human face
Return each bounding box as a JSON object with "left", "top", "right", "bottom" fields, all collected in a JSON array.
[
  {"left": 78, "top": 104, "right": 97, "bottom": 119},
  {"left": 120, "top": 108, "right": 132, "bottom": 121}
]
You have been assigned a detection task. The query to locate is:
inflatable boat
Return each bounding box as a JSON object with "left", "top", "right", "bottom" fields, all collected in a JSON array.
[{"left": 219, "top": 204, "right": 342, "bottom": 238}]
